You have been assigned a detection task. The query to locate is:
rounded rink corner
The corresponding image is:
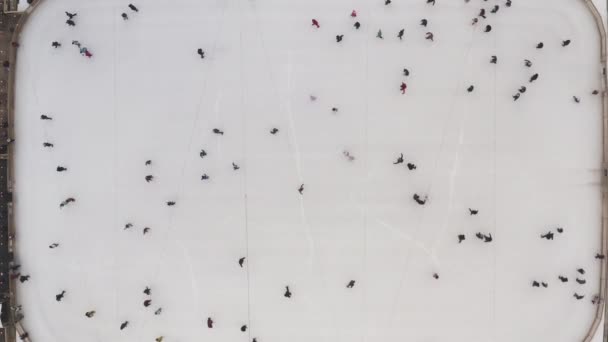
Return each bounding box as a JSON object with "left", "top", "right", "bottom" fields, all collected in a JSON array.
[
  {"left": 581, "top": 0, "right": 608, "bottom": 342},
  {"left": 6, "top": 0, "right": 608, "bottom": 342}
]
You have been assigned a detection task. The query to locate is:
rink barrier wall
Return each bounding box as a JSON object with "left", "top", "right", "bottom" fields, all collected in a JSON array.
[
  {"left": 582, "top": 1, "right": 608, "bottom": 342},
  {"left": 7, "top": 0, "right": 41, "bottom": 340},
  {"left": 1, "top": 1, "right": 607, "bottom": 342}
]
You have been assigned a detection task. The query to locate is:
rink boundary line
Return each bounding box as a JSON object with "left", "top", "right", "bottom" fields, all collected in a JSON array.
[
  {"left": 582, "top": 1, "right": 608, "bottom": 342},
  {"left": 6, "top": 0, "right": 43, "bottom": 341},
  {"left": 3, "top": 1, "right": 607, "bottom": 342}
]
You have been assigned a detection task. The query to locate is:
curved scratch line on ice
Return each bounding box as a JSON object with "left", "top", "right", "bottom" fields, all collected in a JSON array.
[
  {"left": 431, "top": 152, "right": 460, "bottom": 252},
  {"left": 176, "top": 238, "right": 200, "bottom": 310},
  {"left": 376, "top": 219, "right": 440, "bottom": 268},
  {"left": 286, "top": 51, "right": 315, "bottom": 267}
]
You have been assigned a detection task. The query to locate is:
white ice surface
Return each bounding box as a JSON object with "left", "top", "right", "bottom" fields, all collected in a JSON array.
[
  {"left": 12, "top": 0, "right": 606, "bottom": 341},
  {"left": 17, "top": 0, "right": 30, "bottom": 12}
]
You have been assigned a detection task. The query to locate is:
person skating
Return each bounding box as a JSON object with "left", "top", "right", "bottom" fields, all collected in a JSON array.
[
  {"left": 506, "top": 0, "right": 512, "bottom": 7},
  {"left": 403, "top": 68, "right": 410, "bottom": 76},
  {"left": 595, "top": 253, "right": 605, "bottom": 260},
  {"left": 556, "top": 227, "right": 564, "bottom": 233},
  {"left": 49, "top": 243, "right": 59, "bottom": 249},
  {"left": 154, "top": 307, "right": 162, "bottom": 315},
  {"left": 490, "top": 55, "right": 497, "bottom": 64},
  {"left": 343, "top": 151, "right": 355, "bottom": 161},
  {"left": 529, "top": 73, "right": 539, "bottom": 83},
  {"left": 51, "top": 41, "right": 61, "bottom": 48},
  {"left": 121, "top": 13, "right": 129, "bottom": 20},
  {"left": 65, "top": 11, "right": 77, "bottom": 19},
  {"left": 425, "top": 32, "right": 434, "bottom": 41},
  {"left": 593, "top": 90, "right": 599, "bottom": 95},
  {"left": 166, "top": 201, "right": 176, "bottom": 206},
  {"left": 400, "top": 82, "right": 407, "bottom": 94},
  {"left": 270, "top": 128, "right": 279, "bottom": 135},
  {"left": 128, "top": 4, "right": 139, "bottom": 12},
  {"left": 407, "top": 163, "right": 417, "bottom": 170},
  {"left": 413, "top": 193, "right": 427, "bottom": 205},
  {"left": 576, "top": 278, "right": 586, "bottom": 285},
  {"left": 197, "top": 48, "right": 205, "bottom": 59},
  {"left": 536, "top": 42, "right": 543, "bottom": 49},
  {"left": 573, "top": 96, "right": 580, "bottom": 103},
  {"left": 200, "top": 149, "right": 207, "bottom": 158},
  {"left": 201, "top": 174, "right": 210, "bottom": 180},
  {"left": 43, "top": 142, "right": 54, "bottom": 148},
  {"left": 298, "top": 184, "right": 304, "bottom": 195},
  {"left": 207, "top": 317, "right": 214, "bottom": 328},
  {"left": 376, "top": 30, "right": 383, "bottom": 39},
  {"left": 72, "top": 40, "right": 81, "bottom": 48},
  {"left": 479, "top": 9, "right": 486, "bottom": 18},
  {"left": 85, "top": 310, "right": 96, "bottom": 318},
  {"left": 144, "top": 286, "right": 151, "bottom": 295},
  {"left": 144, "top": 299, "right": 152, "bottom": 307},
  {"left": 393, "top": 153, "right": 404, "bottom": 165},
  {"left": 332, "top": 107, "right": 339, "bottom": 113},
  {"left": 540, "top": 231, "right": 554, "bottom": 240},
  {"left": 354, "top": 22, "right": 361, "bottom": 30},
  {"left": 143, "top": 227, "right": 150, "bottom": 235},
  {"left": 155, "top": 337, "right": 164, "bottom": 342},
  {"left": 541, "top": 282, "right": 548, "bottom": 288},
  {"left": 312, "top": 19, "right": 320, "bottom": 28},
  {"left": 385, "top": 0, "right": 391, "bottom": 5},
  {"left": 145, "top": 160, "right": 152, "bottom": 165},
  {"left": 484, "top": 25, "right": 491, "bottom": 33},
  {"left": 577, "top": 268, "right": 585, "bottom": 275},
  {"left": 66, "top": 19, "right": 76, "bottom": 27},
  {"left": 346, "top": 280, "right": 355, "bottom": 288},
  {"left": 398, "top": 29, "right": 404, "bottom": 40},
  {"left": 427, "top": 0, "right": 435, "bottom": 5},
  {"left": 19, "top": 275, "right": 30, "bottom": 283},
  {"left": 145, "top": 175, "right": 153, "bottom": 182},
  {"left": 562, "top": 39, "right": 571, "bottom": 47},
  {"left": 483, "top": 233, "right": 492, "bottom": 243},
  {"left": 241, "top": 325, "right": 248, "bottom": 332},
  {"left": 524, "top": 59, "right": 532, "bottom": 67},
  {"left": 558, "top": 275, "right": 568, "bottom": 282},
  {"left": 513, "top": 93, "right": 521, "bottom": 101},
  {"left": 40, "top": 114, "right": 53, "bottom": 120},
  {"left": 467, "top": 85, "right": 474, "bottom": 93},
  {"left": 56, "top": 290, "right": 66, "bottom": 302},
  {"left": 232, "top": 162, "right": 240, "bottom": 171},
  {"left": 124, "top": 223, "right": 133, "bottom": 230},
  {"left": 57, "top": 166, "right": 68, "bottom": 172},
  {"left": 120, "top": 321, "right": 129, "bottom": 330},
  {"left": 471, "top": 18, "right": 479, "bottom": 26},
  {"left": 468, "top": 208, "right": 478, "bottom": 215},
  {"left": 532, "top": 280, "right": 540, "bottom": 287},
  {"left": 239, "top": 257, "right": 245, "bottom": 267},
  {"left": 212, "top": 128, "right": 224, "bottom": 135},
  {"left": 420, "top": 19, "right": 428, "bottom": 27},
  {"left": 351, "top": 10, "right": 357, "bottom": 18},
  {"left": 284, "top": 285, "right": 292, "bottom": 298},
  {"left": 519, "top": 86, "right": 526, "bottom": 93},
  {"left": 490, "top": 5, "right": 499, "bottom": 13},
  {"left": 336, "top": 35, "right": 344, "bottom": 43},
  {"left": 574, "top": 293, "right": 585, "bottom": 300}
]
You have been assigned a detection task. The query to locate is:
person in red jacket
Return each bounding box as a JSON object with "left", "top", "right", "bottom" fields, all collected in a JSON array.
[
  {"left": 400, "top": 82, "right": 407, "bottom": 94},
  {"left": 312, "top": 19, "right": 320, "bottom": 28}
]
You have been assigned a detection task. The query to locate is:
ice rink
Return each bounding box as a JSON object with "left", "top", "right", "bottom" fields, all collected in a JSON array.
[{"left": 11, "top": 0, "right": 607, "bottom": 341}]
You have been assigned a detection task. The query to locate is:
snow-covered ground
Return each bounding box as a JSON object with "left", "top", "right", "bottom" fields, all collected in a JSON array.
[{"left": 11, "top": 0, "right": 606, "bottom": 341}]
